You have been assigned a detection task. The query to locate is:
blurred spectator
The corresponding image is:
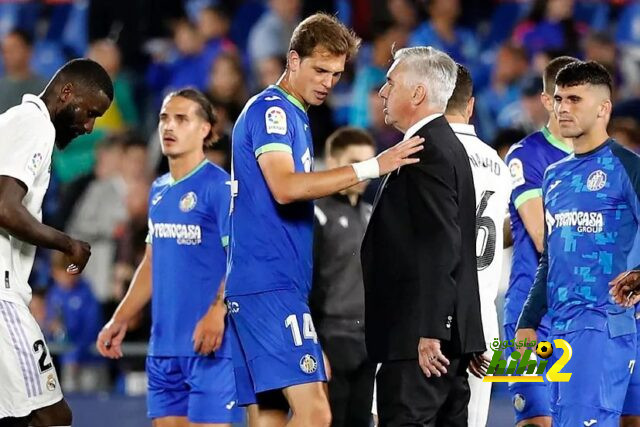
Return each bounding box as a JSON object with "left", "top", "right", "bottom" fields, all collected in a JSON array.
[
  {"left": 583, "top": 31, "right": 617, "bottom": 90},
  {"left": 0, "top": 29, "right": 46, "bottom": 113},
  {"left": 366, "top": 85, "right": 402, "bottom": 153},
  {"left": 30, "top": 287, "right": 48, "bottom": 328},
  {"left": 146, "top": 18, "right": 223, "bottom": 104},
  {"left": 207, "top": 51, "right": 248, "bottom": 123},
  {"left": 65, "top": 135, "right": 128, "bottom": 304},
  {"left": 609, "top": 117, "right": 640, "bottom": 153},
  {"left": 255, "top": 54, "right": 286, "bottom": 90},
  {"left": 204, "top": 134, "right": 231, "bottom": 172},
  {"left": 512, "top": 0, "right": 588, "bottom": 57},
  {"left": 197, "top": 5, "right": 237, "bottom": 65},
  {"left": 311, "top": 127, "right": 377, "bottom": 427},
  {"left": 349, "top": 25, "right": 407, "bottom": 128},
  {"left": 491, "top": 127, "right": 527, "bottom": 160},
  {"left": 385, "top": 0, "right": 418, "bottom": 32},
  {"left": 497, "top": 75, "right": 548, "bottom": 134},
  {"left": 247, "top": 0, "right": 301, "bottom": 71},
  {"left": 113, "top": 178, "right": 150, "bottom": 301},
  {"left": 46, "top": 251, "right": 108, "bottom": 393},
  {"left": 88, "top": 0, "right": 185, "bottom": 72},
  {"left": 408, "top": 0, "right": 479, "bottom": 67},
  {"left": 475, "top": 42, "right": 529, "bottom": 140},
  {"left": 87, "top": 39, "right": 140, "bottom": 131},
  {"left": 616, "top": 1, "right": 640, "bottom": 98},
  {"left": 120, "top": 137, "right": 150, "bottom": 186},
  {"left": 53, "top": 39, "right": 140, "bottom": 184}
]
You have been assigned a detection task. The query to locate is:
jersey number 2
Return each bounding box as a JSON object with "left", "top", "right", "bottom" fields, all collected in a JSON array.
[
  {"left": 285, "top": 313, "right": 318, "bottom": 346},
  {"left": 476, "top": 190, "right": 496, "bottom": 270},
  {"left": 32, "top": 339, "right": 53, "bottom": 373}
]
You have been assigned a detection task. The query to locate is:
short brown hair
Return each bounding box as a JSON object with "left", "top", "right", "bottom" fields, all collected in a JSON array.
[
  {"left": 543, "top": 56, "right": 578, "bottom": 95},
  {"left": 165, "top": 88, "right": 218, "bottom": 149},
  {"left": 325, "top": 127, "right": 375, "bottom": 158},
  {"left": 445, "top": 63, "right": 473, "bottom": 114},
  {"left": 289, "top": 13, "right": 361, "bottom": 61}
]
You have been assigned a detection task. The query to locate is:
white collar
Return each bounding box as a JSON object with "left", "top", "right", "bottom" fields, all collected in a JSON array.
[
  {"left": 21, "top": 94, "right": 50, "bottom": 121},
  {"left": 448, "top": 122, "right": 476, "bottom": 136},
  {"left": 403, "top": 113, "right": 443, "bottom": 140}
]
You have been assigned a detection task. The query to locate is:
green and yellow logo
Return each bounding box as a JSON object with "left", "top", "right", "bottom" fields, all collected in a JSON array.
[{"left": 482, "top": 338, "right": 573, "bottom": 383}]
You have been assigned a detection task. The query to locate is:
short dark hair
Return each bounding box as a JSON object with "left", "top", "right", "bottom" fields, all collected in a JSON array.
[
  {"left": 202, "top": 5, "right": 230, "bottom": 20},
  {"left": 555, "top": 60, "right": 613, "bottom": 95},
  {"left": 52, "top": 58, "right": 114, "bottom": 101},
  {"left": 5, "top": 28, "right": 33, "bottom": 47},
  {"left": 325, "top": 127, "right": 375, "bottom": 158},
  {"left": 543, "top": 56, "right": 578, "bottom": 95},
  {"left": 289, "top": 13, "right": 361, "bottom": 61},
  {"left": 445, "top": 63, "right": 473, "bottom": 114},
  {"left": 165, "top": 88, "right": 218, "bottom": 148}
]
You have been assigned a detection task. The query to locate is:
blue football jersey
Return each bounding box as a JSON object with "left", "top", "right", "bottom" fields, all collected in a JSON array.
[
  {"left": 227, "top": 85, "right": 314, "bottom": 297},
  {"left": 147, "top": 161, "right": 232, "bottom": 357},
  {"left": 504, "top": 127, "right": 572, "bottom": 325},
  {"left": 519, "top": 140, "right": 640, "bottom": 334}
]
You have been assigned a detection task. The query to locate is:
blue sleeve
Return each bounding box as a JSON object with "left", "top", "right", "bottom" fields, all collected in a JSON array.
[
  {"left": 212, "top": 176, "right": 231, "bottom": 249},
  {"left": 517, "top": 223, "right": 549, "bottom": 330},
  {"left": 506, "top": 143, "right": 545, "bottom": 210},
  {"left": 612, "top": 142, "right": 640, "bottom": 270},
  {"left": 247, "top": 98, "right": 296, "bottom": 158}
]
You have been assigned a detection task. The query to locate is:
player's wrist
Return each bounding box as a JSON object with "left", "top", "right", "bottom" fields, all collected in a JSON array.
[{"left": 352, "top": 158, "right": 380, "bottom": 182}]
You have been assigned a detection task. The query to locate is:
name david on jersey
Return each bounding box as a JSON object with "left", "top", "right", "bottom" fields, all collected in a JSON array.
[
  {"left": 545, "top": 210, "right": 604, "bottom": 234},
  {"left": 150, "top": 222, "right": 202, "bottom": 245}
]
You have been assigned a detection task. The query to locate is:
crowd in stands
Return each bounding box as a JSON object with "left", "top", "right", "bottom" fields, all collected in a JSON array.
[{"left": 1, "top": 0, "right": 639, "bottom": 394}]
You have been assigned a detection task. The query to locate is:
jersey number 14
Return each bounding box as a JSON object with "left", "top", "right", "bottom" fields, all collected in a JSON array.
[{"left": 285, "top": 313, "right": 318, "bottom": 346}]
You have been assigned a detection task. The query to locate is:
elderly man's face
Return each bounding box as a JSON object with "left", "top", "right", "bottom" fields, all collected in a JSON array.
[{"left": 378, "top": 59, "right": 414, "bottom": 132}]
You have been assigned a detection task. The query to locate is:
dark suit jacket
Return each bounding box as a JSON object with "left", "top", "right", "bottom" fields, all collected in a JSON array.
[{"left": 361, "top": 115, "right": 485, "bottom": 361}]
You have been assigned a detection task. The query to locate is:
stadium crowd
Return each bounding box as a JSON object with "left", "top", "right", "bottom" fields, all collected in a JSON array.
[{"left": 0, "top": 0, "right": 639, "bottom": 414}]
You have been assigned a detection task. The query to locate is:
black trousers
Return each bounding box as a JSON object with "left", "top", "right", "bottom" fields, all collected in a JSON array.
[
  {"left": 328, "top": 358, "right": 377, "bottom": 427},
  {"left": 376, "top": 356, "right": 471, "bottom": 427}
]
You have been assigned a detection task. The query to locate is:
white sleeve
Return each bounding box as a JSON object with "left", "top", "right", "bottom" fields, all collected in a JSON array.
[{"left": 0, "top": 113, "right": 50, "bottom": 192}]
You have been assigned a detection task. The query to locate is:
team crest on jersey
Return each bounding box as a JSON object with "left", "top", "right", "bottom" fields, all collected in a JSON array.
[
  {"left": 513, "top": 393, "right": 526, "bottom": 412},
  {"left": 27, "top": 152, "right": 43, "bottom": 176},
  {"left": 299, "top": 354, "right": 318, "bottom": 374},
  {"left": 46, "top": 373, "right": 57, "bottom": 391},
  {"left": 587, "top": 170, "right": 606, "bottom": 191},
  {"left": 508, "top": 158, "right": 525, "bottom": 188},
  {"left": 179, "top": 192, "right": 197, "bottom": 212},
  {"left": 265, "top": 106, "right": 287, "bottom": 135}
]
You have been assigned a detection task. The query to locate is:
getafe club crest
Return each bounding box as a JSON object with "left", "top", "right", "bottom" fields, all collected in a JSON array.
[
  {"left": 179, "top": 192, "right": 197, "bottom": 212},
  {"left": 587, "top": 170, "right": 606, "bottom": 191},
  {"left": 299, "top": 354, "right": 318, "bottom": 374}
]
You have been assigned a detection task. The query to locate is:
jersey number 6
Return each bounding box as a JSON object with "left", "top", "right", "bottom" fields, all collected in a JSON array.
[{"left": 476, "top": 190, "right": 497, "bottom": 271}]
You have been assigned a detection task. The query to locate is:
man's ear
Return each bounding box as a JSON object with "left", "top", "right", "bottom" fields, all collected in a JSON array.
[
  {"left": 598, "top": 99, "right": 612, "bottom": 119},
  {"left": 413, "top": 84, "right": 426, "bottom": 106},
  {"left": 466, "top": 97, "right": 475, "bottom": 121},
  {"left": 60, "top": 83, "right": 73, "bottom": 102},
  {"left": 287, "top": 50, "right": 300, "bottom": 73},
  {"left": 540, "top": 92, "right": 554, "bottom": 113}
]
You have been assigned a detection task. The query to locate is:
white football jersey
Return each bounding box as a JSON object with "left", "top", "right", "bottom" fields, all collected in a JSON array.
[
  {"left": 0, "top": 94, "right": 55, "bottom": 307},
  {"left": 451, "top": 123, "right": 511, "bottom": 332},
  {"left": 451, "top": 122, "right": 511, "bottom": 427}
]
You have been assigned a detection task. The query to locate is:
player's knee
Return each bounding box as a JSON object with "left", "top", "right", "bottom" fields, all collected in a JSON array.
[
  {"left": 29, "top": 399, "right": 72, "bottom": 426},
  {"left": 0, "top": 416, "right": 31, "bottom": 427},
  {"left": 516, "top": 416, "right": 551, "bottom": 427},
  {"left": 293, "top": 399, "right": 331, "bottom": 426},
  {"left": 621, "top": 416, "right": 640, "bottom": 427}
]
